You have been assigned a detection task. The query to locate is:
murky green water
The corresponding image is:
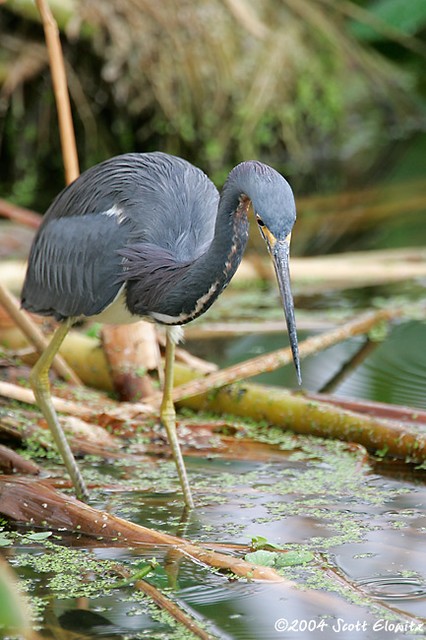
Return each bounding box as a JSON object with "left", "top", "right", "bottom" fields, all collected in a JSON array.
[{"left": 6, "top": 449, "right": 426, "bottom": 639}]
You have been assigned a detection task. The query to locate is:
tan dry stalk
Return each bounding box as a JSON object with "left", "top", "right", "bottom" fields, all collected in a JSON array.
[{"left": 35, "top": 0, "right": 79, "bottom": 183}]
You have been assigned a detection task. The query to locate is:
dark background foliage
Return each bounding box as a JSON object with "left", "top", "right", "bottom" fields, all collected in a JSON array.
[{"left": 0, "top": 0, "right": 425, "bottom": 213}]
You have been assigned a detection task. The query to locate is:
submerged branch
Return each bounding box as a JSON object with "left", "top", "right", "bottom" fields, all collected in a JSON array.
[
  {"left": 0, "top": 477, "right": 287, "bottom": 583},
  {"left": 319, "top": 337, "right": 379, "bottom": 394},
  {"left": 122, "top": 570, "right": 216, "bottom": 640}
]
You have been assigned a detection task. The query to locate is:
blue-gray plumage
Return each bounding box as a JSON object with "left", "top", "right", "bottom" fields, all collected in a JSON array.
[
  {"left": 22, "top": 152, "right": 299, "bottom": 365},
  {"left": 23, "top": 153, "right": 215, "bottom": 320},
  {"left": 21, "top": 151, "right": 300, "bottom": 506}
]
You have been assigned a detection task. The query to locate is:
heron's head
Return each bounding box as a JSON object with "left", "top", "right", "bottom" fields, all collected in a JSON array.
[{"left": 238, "top": 162, "right": 301, "bottom": 384}]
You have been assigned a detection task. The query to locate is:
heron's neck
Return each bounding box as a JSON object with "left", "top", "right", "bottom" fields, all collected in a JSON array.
[
  {"left": 199, "top": 163, "right": 255, "bottom": 282},
  {"left": 194, "top": 184, "right": 251, "bottom": 299},
  {"left": 150, "top": 175, "right": 251, "bottom": 325},
  {"left": 125, "top": 169, "right": 251, "bottom": 324}
]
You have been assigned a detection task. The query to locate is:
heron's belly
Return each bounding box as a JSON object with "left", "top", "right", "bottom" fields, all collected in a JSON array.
[{"left": 90, "top": 286, "right": 143, "bottom": 325}]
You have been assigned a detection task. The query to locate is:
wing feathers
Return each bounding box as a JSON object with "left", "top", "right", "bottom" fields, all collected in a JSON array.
[{"left": 22, "top": 213, "right": 129, "bottom": 320}]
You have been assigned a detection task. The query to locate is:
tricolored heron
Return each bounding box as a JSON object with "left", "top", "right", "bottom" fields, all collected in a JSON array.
[{"left": 21, "top": 152, "right": 301, "bottom": 508}]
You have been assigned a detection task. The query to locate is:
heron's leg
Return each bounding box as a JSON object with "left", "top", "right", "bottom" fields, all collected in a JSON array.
[
  {"left": 29, "top": 319, "right": 89, "bottom": 502},
  {"left": 154, "top": 326, "right": 165, "bottom": 389},
  {"left": 160, "top": 327, "right": 194, "bottom": 509}
]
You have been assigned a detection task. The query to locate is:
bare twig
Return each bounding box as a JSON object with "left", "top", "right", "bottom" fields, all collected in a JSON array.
[
  {"left": 0, "top": 380, "right": 89, "bottom": 417},
  {"left": 0, "top": 199, "right": 42, "bottom": 229},
  {"left": 0, "top": 380, "right": 153, "bottom": 420},
  {"left": 0, "top": 284, "right": 81, "bottom": 385},
  {"left": 165, "top": 309, "right": 401, "bottom": 402},
  {"left": 184, "top": 319, "right": 336, "bottom": 339},
  {"left": 35, "top": 0, "right": 79, "bottom": 184}
]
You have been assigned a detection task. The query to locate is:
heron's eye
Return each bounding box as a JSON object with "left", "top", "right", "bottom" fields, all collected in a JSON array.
[{"left": 256, "top": 216, "right": 265, "bottom": 227}]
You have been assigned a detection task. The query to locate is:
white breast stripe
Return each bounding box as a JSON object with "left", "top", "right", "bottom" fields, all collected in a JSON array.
[{"left": 150, "top": 279, "right": 220, "bottom": 325}]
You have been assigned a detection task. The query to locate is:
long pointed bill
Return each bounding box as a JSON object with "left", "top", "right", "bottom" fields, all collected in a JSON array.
[{"left": 267, "top": 234, "right": 302, "bottom": 385}]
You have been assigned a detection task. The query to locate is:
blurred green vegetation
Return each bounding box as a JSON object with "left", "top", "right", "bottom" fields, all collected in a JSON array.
[{"left": 0, "top": 0, "right": 425, "bottom": 213}]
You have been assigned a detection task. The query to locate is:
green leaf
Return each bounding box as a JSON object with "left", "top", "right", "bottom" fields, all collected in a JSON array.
[
  {"left": 25, "top": 532, "right": 52, "bottom": 542},
  {"left": 351, "top": 0, "right": 426, "bottom": 40},
  {"left": 244, "top": 550, "right": 278, "bottom": 567},
  {"left": 251, "top": 535, "right": 282, "bottom": 550},
  {"left": 0, "top": 534, "right": 13, "bottom": 548},
  {"left": 274, "top": 550, "right": 314, "bottom": 567},
  {"left": 111, "top": 559, "right": 160, "bottom": 588},
  {"left": 368, "top": 320, "right": 389, "bottom": 342}
]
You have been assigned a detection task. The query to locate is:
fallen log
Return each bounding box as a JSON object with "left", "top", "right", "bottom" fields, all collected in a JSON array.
[
  {"left": 179, "top": 382, "right": 426, "bottom": 463},
  {"left": 101, "top": 322, "right": 158, "bottom": 400},
  {"left": 0, "top": 477, "right": 286, "bottom": 583},
  {"left": 305, "top": 392, "right": 426, "bottom": 426}
]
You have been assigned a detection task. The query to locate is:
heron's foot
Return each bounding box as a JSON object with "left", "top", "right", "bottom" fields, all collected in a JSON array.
[{"left": 160, "top": 399, "right": 194, "bottom": 510}]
